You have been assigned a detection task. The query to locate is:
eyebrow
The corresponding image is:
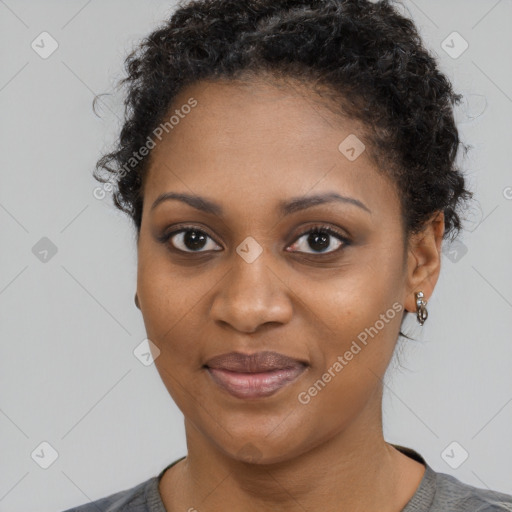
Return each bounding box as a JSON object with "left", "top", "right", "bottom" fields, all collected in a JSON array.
[{"left": 150, "top": 191, "right": 371, "bottom": 216}]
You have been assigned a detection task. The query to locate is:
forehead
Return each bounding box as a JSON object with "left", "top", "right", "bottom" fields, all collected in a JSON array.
[{"left": 143, "top": 78, "right": 401, "bottom": 224}]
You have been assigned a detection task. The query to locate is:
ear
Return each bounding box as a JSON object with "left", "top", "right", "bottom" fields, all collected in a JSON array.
[
  {"left": 134, "top": 292, "right": 141, "bottom": 310},
  {"left": 403, "top": 211, "right": 445, "bottom": 314}
]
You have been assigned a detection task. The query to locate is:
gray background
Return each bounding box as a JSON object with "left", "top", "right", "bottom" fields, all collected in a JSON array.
[{"left": 1, "top": 1, "right": 511, "bottom": 510}]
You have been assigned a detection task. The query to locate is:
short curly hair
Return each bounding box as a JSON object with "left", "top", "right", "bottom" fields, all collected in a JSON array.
[{"left": 94, "top": 0, "right": 473, "bottom": 247}]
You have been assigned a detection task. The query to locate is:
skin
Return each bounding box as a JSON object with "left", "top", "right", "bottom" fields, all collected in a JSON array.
[{"left": 134, "top": 76, "right": 445, "bottom": 511}]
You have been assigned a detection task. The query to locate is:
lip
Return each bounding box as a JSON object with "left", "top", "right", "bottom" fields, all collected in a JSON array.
[{"left": 204, "top": 351, "right": 308, "bottom": 399}]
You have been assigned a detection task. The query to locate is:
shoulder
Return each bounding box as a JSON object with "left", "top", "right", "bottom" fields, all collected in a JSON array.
[
  {"left": 60, "top": 476, "right": 158, "bottom": 512},
  {"left": 392, "top": 444, "right": 512, "bottom": 512},
  {"left": 431, "top": 470, "right": 512, "bottom": 511},
  {"left": 60, "top": 456, "right": 185, "bottom": 512}
]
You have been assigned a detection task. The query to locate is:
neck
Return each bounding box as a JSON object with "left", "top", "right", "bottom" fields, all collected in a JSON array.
[{"left": 159, "top": 389, "right": 425, "bottom": 512}]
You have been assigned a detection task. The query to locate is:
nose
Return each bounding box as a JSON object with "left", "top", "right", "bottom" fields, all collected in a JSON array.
[{"left": 209, "top": 251, "right": 294, "bottom": 333}]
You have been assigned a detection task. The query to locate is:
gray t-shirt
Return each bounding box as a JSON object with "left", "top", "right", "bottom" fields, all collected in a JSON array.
[{"left": 61, "top": 445, "right": 512, "bottom": 511}]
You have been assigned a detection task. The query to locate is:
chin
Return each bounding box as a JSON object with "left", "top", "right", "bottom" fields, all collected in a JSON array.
[{"left": 215, "top": 432, "right": 311, "bottom": 466}]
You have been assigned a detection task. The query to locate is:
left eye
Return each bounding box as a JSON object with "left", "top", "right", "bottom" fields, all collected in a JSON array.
[{"left": 287, "top": 226, "right": 348, "bottom": 255}]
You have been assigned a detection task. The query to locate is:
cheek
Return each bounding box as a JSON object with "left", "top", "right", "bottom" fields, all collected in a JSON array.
[
  {"left": 137, "top": 264, "right": 210, "bottom": 412},
  {"left": 293, "top": 301, "right": 403, "bottom": 443},
  {"left": 293, "top": 253, "right": 404, "bottom": 410},
  {"left": 136, "top": 247, "right": 202, "bottom": 366},
  {"left": 301, "top": 252, "right": 404, "bottom": 349}
]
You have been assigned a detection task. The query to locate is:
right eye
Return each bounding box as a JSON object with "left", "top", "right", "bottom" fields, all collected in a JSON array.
[{"left": 160, "top": 226, "right": 223, "bottom": 253}]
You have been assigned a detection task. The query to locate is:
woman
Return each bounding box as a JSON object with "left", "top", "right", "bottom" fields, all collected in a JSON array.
[{"left": 63, "top": 0, "right": 512, "bottom": 510}]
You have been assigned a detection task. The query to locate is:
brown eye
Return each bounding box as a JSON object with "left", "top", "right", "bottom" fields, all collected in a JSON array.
[
  {"left": 287, "top": 225, "right": 350, "bottom": 255},
  {"left": 163, "top": 227, "right": 222, "bottom": 253}
]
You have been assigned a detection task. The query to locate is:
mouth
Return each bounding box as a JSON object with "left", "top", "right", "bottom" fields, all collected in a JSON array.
[{"left": 203, "top": 351, "right": 309, "bottom": 399}]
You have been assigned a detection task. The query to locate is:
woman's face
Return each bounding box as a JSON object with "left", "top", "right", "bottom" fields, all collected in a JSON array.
[{"left": 136, "top": 78, "right": 421, "bottom": 464}]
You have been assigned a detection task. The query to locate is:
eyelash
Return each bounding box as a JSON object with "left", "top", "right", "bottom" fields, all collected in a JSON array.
[{"left": 157, "top": 223, "right": 351, "bottom": 256}]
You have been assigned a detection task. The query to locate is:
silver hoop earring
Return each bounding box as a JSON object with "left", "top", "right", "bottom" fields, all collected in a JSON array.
[{"left": 415, "top": 291, "right": 428, "bottom": 325}]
